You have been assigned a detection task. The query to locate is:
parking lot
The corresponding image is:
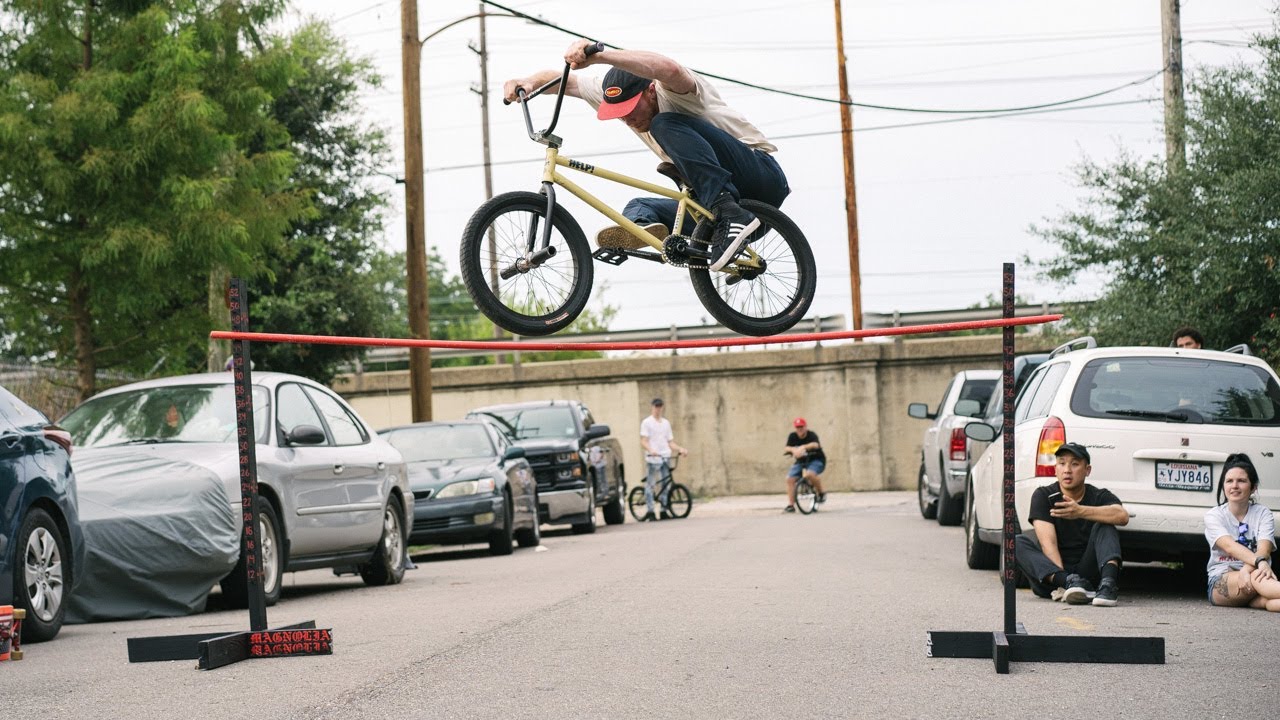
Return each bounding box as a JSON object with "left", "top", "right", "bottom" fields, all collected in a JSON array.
[{"left": 5, "top": 491, "right": 1274, "bottom": 718}]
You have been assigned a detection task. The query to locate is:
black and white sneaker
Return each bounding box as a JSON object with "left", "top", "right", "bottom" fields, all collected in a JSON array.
[
  {"left": 1092, "top": 578, "right": 1119, "bottom": 606},
  {"left": 708, "top": 193, "right": 760, "bottom": 272},
  {"left": 1062, "top": 574, "right": 1095, "bottom": 605},
  {"left": 783, "top": 505, "right": 796, "bottom": 513}
]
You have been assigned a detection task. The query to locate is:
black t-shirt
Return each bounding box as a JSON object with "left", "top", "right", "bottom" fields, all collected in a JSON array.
[
  {"left": 1028, "top": 482, "right": 1122, "bottom": 560},
  {"left": 786, "top": 430, "right": 825, "bottom": 463}
]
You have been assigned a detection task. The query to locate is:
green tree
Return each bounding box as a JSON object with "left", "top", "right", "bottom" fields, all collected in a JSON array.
[
  {"left": 243, "top": 22, "right": 392, "bottom": 385},
  {"left": 0, "top": 0, "right": 309, "bottom": 398},
  {"left": 1036, "top": 18, "right": 1280, "bottom": 365}
]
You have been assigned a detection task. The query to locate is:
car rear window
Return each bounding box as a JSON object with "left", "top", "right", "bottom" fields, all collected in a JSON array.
[
  {"left": 1071, "top": 357, "right": 1280, "bottom": 426},
  {"left": 958, "top": 379, "right": 997, "bottom": 415}
]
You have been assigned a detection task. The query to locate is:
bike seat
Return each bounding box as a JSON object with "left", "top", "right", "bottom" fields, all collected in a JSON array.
[{"left": 655, "top": 162, "right": 690, "bottom": 191}]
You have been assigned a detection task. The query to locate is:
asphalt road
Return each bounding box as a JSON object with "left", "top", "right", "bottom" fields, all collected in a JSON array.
[{"left": 5, "top": 492, "right": 1274, "bottom": 719}]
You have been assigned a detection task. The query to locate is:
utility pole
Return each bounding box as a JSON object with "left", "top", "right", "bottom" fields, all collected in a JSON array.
[
  {"left": 1161, "top": 0, "right": 1186, "bottom": 173},
  {"left": 469, "top": 3, "right": 506, "bottom": 363},
  {"left": 833, "top": 0, "right": 863, "bottom": 331},
  {"left": 401, "top": 0, "right": 433, "bottom": 421}
]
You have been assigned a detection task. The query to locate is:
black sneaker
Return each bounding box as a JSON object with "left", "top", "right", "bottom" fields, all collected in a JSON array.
[
  {"left": 1062, "top": 574, "right": 1095, "bottom": 605},
  {"left": 783, "top": 505, "right": 796, "bottom": 513},
  {"left": 708, "top": 193, "right": 760, "bottom": 272},
  {"left": 659, "top": 510, "right": 672, "bottom": 520},
  {"left": 1092, "top": 578, "right": 1119, "bottom": 606},
  {"left": 642, "top": 511, "right": 656, "bottom": 522},
  {"left": 817, "top": 493, "right": 827, "bottom": 504}
]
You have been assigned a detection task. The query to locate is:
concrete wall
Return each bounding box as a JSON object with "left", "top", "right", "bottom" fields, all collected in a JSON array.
[{"left": 333, "top": 336, "right": 1051, "bottom": 496}]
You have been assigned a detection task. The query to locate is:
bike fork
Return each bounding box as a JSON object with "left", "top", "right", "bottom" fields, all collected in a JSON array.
[{"left": 499, "top": 182, "right": 559, "bottom": 280}]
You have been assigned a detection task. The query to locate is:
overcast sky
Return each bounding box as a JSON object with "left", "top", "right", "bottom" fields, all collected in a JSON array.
[{"left": 281, "top": 0, "right": 1274, "bottom": 332}]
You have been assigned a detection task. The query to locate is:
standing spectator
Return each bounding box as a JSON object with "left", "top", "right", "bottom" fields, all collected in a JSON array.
[
  {"left": 1172, "top": 326, "right": 1204, "bottom": 349},
  {"left": 1015, "top": 443, "right": 1130, "bottom": 606},
  {"left": 783, "top": 418, "right": 826, "bottom": 513},
  {"left": 640, "top": 398, "right": 687, "bottom": 521},
  {"left": 1205, "top": 454, "right": 1279, "bottom": 611}
]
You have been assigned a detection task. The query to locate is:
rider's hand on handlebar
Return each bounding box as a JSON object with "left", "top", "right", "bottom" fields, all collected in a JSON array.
[
  {"left": 564, "top": 39, "right": 600, "bottom": 70},
  {"left": 502, "top": 78, "right": 531, "bottom": 104}
]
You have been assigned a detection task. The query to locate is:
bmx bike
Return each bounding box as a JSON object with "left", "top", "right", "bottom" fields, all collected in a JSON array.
[
  {"left": 458, "top": 42, "right": 816, "bottom": 337},
  {"left": 628, "top": 456, "right": 693, "bottom": 520},
  {"left": 787, "top": 452, "right": 820, "bottom": 515}
]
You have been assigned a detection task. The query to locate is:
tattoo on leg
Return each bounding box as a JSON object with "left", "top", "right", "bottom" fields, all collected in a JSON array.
[{"left": 1213, "top": 574, "right": 1229, "bottom": 598}]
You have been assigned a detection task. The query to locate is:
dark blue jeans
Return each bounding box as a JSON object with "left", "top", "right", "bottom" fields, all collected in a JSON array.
[{"left": 622, "top": 112, "right": 789, "bottom": 229}]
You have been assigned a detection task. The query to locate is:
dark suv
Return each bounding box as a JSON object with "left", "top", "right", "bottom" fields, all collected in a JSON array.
[{"left": 467, "top": 400, "right": 625, "bottom": 534}]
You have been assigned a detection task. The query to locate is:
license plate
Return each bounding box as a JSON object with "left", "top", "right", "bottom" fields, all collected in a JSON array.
[{"left": 1155, "top": 461, "right": 1213, "bottom": 492}]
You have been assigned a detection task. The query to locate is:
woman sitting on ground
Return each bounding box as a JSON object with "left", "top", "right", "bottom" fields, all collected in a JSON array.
[{"left": 1205, "top": 454, "right": 1279, "bottom": 611}]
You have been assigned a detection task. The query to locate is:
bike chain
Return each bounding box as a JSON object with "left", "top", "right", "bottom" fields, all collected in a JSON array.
[{"left": 661, "top": 235, "right": 710, "bottom": 270}]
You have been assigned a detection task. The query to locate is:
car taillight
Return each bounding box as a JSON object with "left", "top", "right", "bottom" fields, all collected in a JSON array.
[
  {"left": 949, "top": 427, "right": 967, "bottom": 462},
  {"left": 43, "top": 425, "right": 73, "bottom": 456},
  {"left": 1035, "top": 416, "right": 1065, "bottom": 477}
]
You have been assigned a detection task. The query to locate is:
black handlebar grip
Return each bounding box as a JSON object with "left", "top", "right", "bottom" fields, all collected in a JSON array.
[
  {"left": 584, "top": 41, "right": 605, "bottom": 57},
  {"left": 503, "top": 87, "right": 526, "bottom": 107}
]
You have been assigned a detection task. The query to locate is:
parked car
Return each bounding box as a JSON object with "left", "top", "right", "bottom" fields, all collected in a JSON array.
[
  {"left": 963, "top": 338, "right": 1280, "bottom": 577},
  {"left": 0, "top": 384, "right": 86, "bottom": 642},
  {"left": 58, "top": 372, "right": 412, "bottom": 621},
  {"left": 466, "top": 400, "right": 625, "bottom": 534},
  {"left": 907, "top": 369, "right": 999, "bottom": 525},
  {"left": 378, "top": 420, "right": 540, "bottom": 555}
]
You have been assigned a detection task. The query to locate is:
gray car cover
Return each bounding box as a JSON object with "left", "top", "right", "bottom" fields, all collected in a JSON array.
[{"left": 66, "top": 448, "right": 240, "bottom": 623}]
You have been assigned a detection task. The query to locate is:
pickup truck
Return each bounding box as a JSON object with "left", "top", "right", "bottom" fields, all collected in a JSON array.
[
  {"left": 466, "top": 400, "right": 625, "bottom": 534},
  {"left": 907, "top": 369, "right": 999, "bottom": 526}
]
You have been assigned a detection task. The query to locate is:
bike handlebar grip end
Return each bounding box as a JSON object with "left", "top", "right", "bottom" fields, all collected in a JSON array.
[{"left": 584, "top": 41, "right": 605, "bottom": 57}]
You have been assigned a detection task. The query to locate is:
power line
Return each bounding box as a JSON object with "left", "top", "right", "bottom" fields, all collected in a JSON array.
[{"left": 479, "top": 0, "right": 1170, "bottom": 115}]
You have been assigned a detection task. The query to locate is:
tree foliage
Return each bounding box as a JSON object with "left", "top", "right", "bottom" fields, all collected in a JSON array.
[{"left": 1036, "top": 18, "right": 1280, "bottom": 366}]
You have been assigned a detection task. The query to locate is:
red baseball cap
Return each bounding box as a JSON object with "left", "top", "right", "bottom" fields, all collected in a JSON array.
[
  {"left": 597, "top": 68, "right": 649, "bottom": 120},
  {"left": 793, "top": 417, "right": 807, "bottom": 428}
]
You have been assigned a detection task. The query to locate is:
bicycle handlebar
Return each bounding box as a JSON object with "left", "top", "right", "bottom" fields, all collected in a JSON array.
[{"left": 503, "top": 42, "right": 606, "bottom": 145}]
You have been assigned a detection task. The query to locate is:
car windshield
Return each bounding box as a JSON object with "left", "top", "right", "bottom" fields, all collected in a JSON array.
[
  {"left": 382, "top": 425, "right": 495, "bottom": 463},
  {"left": 61, "top": 383, "right": 272, "bottom": 447},
  {"left": 470, "top": 406, "right": 576, "bottom": 440},
  {"left": 1071, "top": 357, "right": 1280, "bottom": 425}
]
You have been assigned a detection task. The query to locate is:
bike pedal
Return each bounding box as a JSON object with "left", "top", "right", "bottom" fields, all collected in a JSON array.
[{"left": 591, "top": 247, "right": 628, "bottom": 265}]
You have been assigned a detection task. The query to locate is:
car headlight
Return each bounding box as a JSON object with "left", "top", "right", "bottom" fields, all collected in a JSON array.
[
  {"left": 435, "top": 478, "right": 496, "bottom": 498},
  {"left": 555, "top": 451, "right": 578, "bottom": 463}
]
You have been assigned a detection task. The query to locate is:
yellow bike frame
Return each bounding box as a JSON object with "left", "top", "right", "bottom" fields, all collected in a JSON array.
[{"left": 540, "top": 147, "right": 762, "bottom": 270}]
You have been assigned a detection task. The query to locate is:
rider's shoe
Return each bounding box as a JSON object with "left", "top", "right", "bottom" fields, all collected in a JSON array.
[
  {"left": 595, "top": 222, "right": 668, "bottom": 250},
  {"left": 708, "top": 193, "right": 760, "bottom": 272},
  {"left": 817, "top": 493, "right": 827, "bottom": 504},
  {"left": 783, "top": 505, "right": 796, "bottom": 513},
  {"left": 642, "top": 511, "right": 657, "bottom": 522},
  {"left": 659, "top": 510, "right": 672, "bottom": 520}
]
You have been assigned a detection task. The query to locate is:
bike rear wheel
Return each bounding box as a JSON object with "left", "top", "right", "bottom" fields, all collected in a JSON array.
[
  {"left": 795, "top": 479, "right": 818, "bottom": 514},
  {"left": 459, "top": 191, "right": 593, "bottom": 336},
  {"left": 688, "top": 200, "right": 816, "bottom": 336},
  {"left": 627, "top": 485, "right": 650, "bottom": 521},
  {"left": 666, "top": 483, "right": 693, "bottom": 519}
]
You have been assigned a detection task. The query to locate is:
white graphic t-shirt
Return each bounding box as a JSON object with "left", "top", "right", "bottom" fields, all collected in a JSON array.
[{"left": 1204, "top": 502, "right": 1275, "bottom": 579}]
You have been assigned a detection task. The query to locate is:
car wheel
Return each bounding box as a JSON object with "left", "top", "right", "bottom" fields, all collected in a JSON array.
[
  {"left": 360, "top": 496, "right": 407, "bottom": 586},
  {"left": 220, "top": 497, "right": 284, "bottom": 608},
  {"left": 14, "top": 508, "right": 68, "bottom": 643},
  {"left": 964, "top": 475, "right": 998, "bottom": 570},
  {"left": 571, "top": 485, "right": 597, "bottom": 535},
  {"left": 602, "top": 473, "right": 626, "bottom": 526},
  {"left": 917, "top": 463, "right": 937, "bottom": 520},
  {"left": 514, "top": 504, "right": 541, "bottom": 548},
  {"left": 489, "top": 492, "right": 515, "bottom": 556},
  {"left": 937, "top": 473, "right": 963, "bottom": 526}
]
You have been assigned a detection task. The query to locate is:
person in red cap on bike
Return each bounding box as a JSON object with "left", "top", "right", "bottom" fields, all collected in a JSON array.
[
  {"left": 783, "top": 417, "right": 826, "bottom": 512},
  {"left": 503, "top": 39, "right": 790, "bottom": 273}
]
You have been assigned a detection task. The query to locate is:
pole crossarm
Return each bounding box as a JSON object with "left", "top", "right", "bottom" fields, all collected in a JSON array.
[{"left": 210, "top": 315, "right": 1061, "bottom": 352}]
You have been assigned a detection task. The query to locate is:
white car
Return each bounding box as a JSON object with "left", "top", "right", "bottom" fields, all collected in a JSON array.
[{"left": 964, "top": 338, "right": 1280, "bottom": 576}]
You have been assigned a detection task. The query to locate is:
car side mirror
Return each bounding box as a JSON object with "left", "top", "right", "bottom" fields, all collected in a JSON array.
[
  {"left": 964, "top": 422, "right": 996, "bottom": 442},
  {"left": 953, "top": 399, "right": 981, "bottom": 418},
  {"left": 584, "top": 424, "right": 610, "bottom": 440},
  {"left": 286, "top": 424, "right": 326, "bottom": 445},
  {"left": 907, "top": 403, "right": 935, "bottom": 420},
  {"left": 502, "top": 445, "right": 526, "bottom": 461}
]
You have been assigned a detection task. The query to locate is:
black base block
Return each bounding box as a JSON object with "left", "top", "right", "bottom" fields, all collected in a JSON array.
[
  {"left": 928, "top": 628, "right": 1164, "bottom": 674},
  {"left": 128, "top": 620, "right": 319, "bottom": 665}
]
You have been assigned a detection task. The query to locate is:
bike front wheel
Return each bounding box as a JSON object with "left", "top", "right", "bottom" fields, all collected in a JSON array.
[
  {"left": 666, "top": 483, "right": 693, "bottom": 519},
  {"left": 795, "top": 479, "right": 818, "bottom": 514},
  {"left": 459, "top": 191, "right": 593, "bottom": 336},
  {"left": 688, "top": 200, "right": 816, "bottom": 336},
  {"left": 627, "top": 485, "right": 650, "bottom": 521}
]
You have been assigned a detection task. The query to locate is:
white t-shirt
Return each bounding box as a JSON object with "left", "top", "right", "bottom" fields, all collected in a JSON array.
[
  {"left": 640, "top": 415, "right": 674, "bottom": 463},
  {"left": 1204, "top": 502, "right": 1276, "bottom": 579},
  {"left": 578, "top": 73, "right": 777, "bottom": 163}
]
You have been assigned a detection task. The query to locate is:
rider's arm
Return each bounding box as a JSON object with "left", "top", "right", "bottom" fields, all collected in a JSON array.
[
  {"left": 565, "top": 40, "right": 696, "bottom": 95},
  {"left": 503, "top": 69, "right": 582, "bottom": 103}
]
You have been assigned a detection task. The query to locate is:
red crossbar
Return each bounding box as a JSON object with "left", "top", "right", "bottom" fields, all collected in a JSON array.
[{"left": 210, "top": 315, "right": 1061, "bottom": 352}]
